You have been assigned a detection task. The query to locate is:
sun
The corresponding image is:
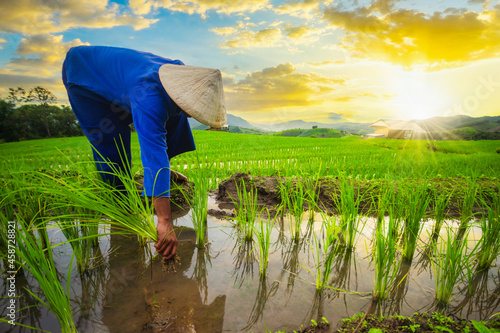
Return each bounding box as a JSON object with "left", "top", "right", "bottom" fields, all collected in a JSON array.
[{"left": 390, "top": 71, "right": 449, "bottom": 120}]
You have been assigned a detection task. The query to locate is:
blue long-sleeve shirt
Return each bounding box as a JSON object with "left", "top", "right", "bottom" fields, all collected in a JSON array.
[{"left": 63, "top": 46, "right": 195, "bottom": 197}]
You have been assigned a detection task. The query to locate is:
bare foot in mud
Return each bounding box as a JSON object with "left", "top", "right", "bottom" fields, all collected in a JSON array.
[{"left": 162, "top": 254, "right": 181, "bottom": 273}]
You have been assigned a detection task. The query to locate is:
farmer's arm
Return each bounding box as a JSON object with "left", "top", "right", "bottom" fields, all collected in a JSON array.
[
  {"left": 131, "top": 92, "right": 178, "bottom": 259},
  {"left": 153, "top": 197, "right": 177, "bottom": 260}
]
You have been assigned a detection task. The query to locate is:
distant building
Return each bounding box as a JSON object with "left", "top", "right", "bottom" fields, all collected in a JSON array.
[
  {"left": 367, "top": 119, "right": 427, "bottom": 139},
  {"left": 207, "top": 124, "right": 229, "bottom": 132}
]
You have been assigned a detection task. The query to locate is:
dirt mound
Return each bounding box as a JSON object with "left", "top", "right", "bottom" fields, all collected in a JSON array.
[{"left": 215, "top": 172, "right": 281, "bottom": 208}]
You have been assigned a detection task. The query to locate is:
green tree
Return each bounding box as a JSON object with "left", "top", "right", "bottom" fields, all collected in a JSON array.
[
  {"left": 0, "top": 99, "right": 22, "bottom": 142},
  {"left": 27, "top": 86, "right": 57, "bottom": 138}
]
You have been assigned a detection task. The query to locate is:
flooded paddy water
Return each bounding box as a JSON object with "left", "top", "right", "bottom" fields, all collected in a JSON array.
[{"left": 1, "top": 193, "right": 499, "bottom": 333}]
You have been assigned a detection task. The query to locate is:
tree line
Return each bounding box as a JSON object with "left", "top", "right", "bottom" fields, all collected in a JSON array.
[{"left": 0, "top": 87, "right": 83, "bottom": 142}]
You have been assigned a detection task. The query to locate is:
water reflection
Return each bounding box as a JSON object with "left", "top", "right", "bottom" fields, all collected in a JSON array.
[
  {"left": 231, "top": 238, "right": 256, "bottom": 287},
  {"left": 452, "top": 269, "right": 500, "bottom": 320},
  {"left": 243, "top": 276, "right": 279, "bottom": 331}
]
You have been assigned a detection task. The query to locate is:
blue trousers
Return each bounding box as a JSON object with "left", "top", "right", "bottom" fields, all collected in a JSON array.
[{"left": 63, "top": 81, "right": 134, "bottom": 187}]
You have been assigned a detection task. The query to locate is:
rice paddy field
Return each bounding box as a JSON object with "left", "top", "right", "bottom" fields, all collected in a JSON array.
[{"left": 1, "top": 131, "right": 500, "bottom": 332}]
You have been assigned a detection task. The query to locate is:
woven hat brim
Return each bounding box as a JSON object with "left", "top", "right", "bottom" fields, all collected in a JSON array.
[{"left": 159, "top": 64, "right": 227, "bottom": 128}]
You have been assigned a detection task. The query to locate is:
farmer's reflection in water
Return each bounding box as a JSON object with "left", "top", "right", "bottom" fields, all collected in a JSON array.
[{"left": 101, "top": 210, "right": 226, "bottom": 333}]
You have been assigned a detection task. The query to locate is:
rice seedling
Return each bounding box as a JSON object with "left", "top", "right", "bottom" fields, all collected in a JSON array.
[
  {"left": 182, "top": 158, "right": 211, "bottom": 248},
  {"left": 475, "top": 204, "right": 500, "bottom": 271},
  {"left": 15, "top": 218, "right": 77, "bottom": 333},
  {"left": 458, "top": 180, "right": 478, "bottom": 229},
  {"left": 278, "top": 176, "right": 307, "bottom": 242},
  {"left": 431, "top": 188, "right": 452, "bottom": 238},
  {"left": 304, "top": 228, "right": 339, "bottom": 292},
  {"left": 401, "top": 182, "right": 430, "bottom": 261},
  {"left": 33, "top": 140, "right": 162, "bottom": 246},
  {"left": 431, "top": 227, "right": 473, "bottom": 306},
  {"left": 331, "top": 178, "right": 365, "bottom": 249},
  {"left": 55, "top": 217, "right": 102, "bottom": 275},
  {"left": 231, "top": 177, "right": 260, "bottom": 241},
  {"left": 304, "top": 167, "right": 322, "bottom": 223},
  {"left": 253, "top": 209, "right": 276, "bottom": 275},
  {"left": 372, "top": 207, "right": 402, "bottom": 301}
]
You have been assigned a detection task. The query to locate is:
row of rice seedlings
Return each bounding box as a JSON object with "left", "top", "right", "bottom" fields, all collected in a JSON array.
[
  {"left": 431, "top": 227, "right": 473, "bottom": 306},
  {"left": 231, "top": 178, "right": 260, "bottom": 241},
  {"left": 13, "top": 218, "right": 77, "bottom": 332},
  {"left": 331, "top": 179, "right": 365, "bottom": 249},
  {"left": 400, "top": 183, "right": 431, "bottom": 261},
  {"left": 372, "top": 207, "right": 402, "bottom": 301}
]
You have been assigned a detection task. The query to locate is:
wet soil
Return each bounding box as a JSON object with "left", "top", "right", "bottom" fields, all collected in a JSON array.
[{"left": 213, "top": 173, "right": 499, "bottom": 218}]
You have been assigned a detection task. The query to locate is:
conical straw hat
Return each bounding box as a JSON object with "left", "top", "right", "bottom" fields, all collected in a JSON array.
[{"left": 159, "top": 64, "right": 227, "bottom": 128}]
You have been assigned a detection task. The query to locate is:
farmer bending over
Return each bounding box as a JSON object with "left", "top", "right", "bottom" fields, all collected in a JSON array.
[{"left": 62, "top": 46, "right": 226, "bottom": 260}]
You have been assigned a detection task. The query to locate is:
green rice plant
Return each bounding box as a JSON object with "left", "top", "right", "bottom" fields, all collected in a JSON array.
[
  {"left": 182, "top": 159, "right": 211, "bottom": 248},
  {"left": 331, "top": 178, "right": 365, "bottom": 249},
  {"left": 401, "top": 182, "right": 431, "bottom": 261},
  {"left": 34, "top": 139, "right": 163, "bottom": 245},
  {"left": 253, "top": 209, "right": 276, "bottom": 275},
  {"left": 305, "top": 227, "right": 339, "bottom": 292},
  {"left": 475, "top": 204, "right": 500, "bottom": 270},
  {"left": 55, "top": 216, "right": 101, "bottom": 275},
  {"left": 372, "top": 208, "right": 402, "bottom": 301},
  {"left": 15, "top": 218, "right": 77, "bottom": 333},
  {"left": 458, "top": 181, "right": 478, "bottom": 229},
  {"left": 231, "top": 178, "right": 260, "bottom": 241},
  {"left": 431, "top": 188, "right": 453, "bottom": 238},
  {"left": 305, "top": 167, "right": 322, "bottom": 223},
  {"left": 431, "top": 227, "right": 473, "bottom": 306},
  {"left": 278, "top": 176, "right": 307, "bottom": 242},
  {"left": 319, "top": 206, "right": 341, "bottom": 246}
]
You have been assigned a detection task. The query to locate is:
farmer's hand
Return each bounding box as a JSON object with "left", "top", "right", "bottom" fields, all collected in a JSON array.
[
  {"left": 153, "top": 197, "right": 177, "bottom": 260},
  {"left": 171, "top": 170, "right": 188, "bottom": 183},
  {"left": 155, "top": 220, "right": 177, "bottom": 260}
]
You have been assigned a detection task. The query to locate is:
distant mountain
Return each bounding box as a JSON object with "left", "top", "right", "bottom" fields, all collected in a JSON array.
[
  {"left": 416, "top": 115, "right": 500, "bottom": 132},
  {"left": 188, "top": 113, "right": 255, "bottom": 130},
  {"left": 189, "top": 113, "right": 500, "bottom": 134},
  {"left": 252, "top": 119, "right": 345, "bottom": 132},
  {"left": 251, "top": 115, "right": 500, "bottom": 133}
]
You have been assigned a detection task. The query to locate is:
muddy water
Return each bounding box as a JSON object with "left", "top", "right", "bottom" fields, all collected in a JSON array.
[{"left": 1, "top": 197, "right": 499, "bottom": 333}]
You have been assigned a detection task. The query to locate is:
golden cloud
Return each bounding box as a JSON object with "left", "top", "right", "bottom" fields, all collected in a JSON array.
[
  {"left": 151, "top": 0, "right": 270, "bottom": 16},
  {"left": 220, "top": 27, "right": 282, "bottom": 48},
  {"left": 7, "top": 34, "right": 89, "bottom": 77},
  {"left": 224, "top": 62, "right": 346, "bottom": 112},
  {"left": 216, "top": 21, "right": 324, "bottom": 49},
  {"left": 284, "top": 25, "right": 314, "bottom": 38},
  {"left": 0, "top": 0, "right": 156, "bottom": 34},
  {"left": 323, "top": 3, "right": 500, "bottom": 70},
  {"left": 275, "top": 0, "right": 331, "bottom": 19}
]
